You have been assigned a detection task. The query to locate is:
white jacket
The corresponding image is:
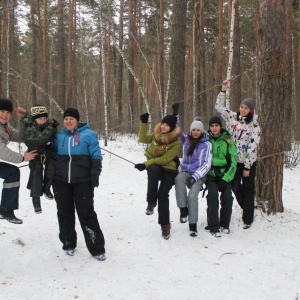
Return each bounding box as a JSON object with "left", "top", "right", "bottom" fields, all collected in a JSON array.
[{"left": 215, "top": 92, "right": 260, "bottom": 169}]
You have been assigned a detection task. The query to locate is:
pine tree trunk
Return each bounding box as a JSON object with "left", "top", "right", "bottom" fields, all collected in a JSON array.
[
  {"left": 256, "top": 0, "right": 285, "bottom": 214},
  {"left": 169, "top": 0, "right": 188, "bottom": 124}
]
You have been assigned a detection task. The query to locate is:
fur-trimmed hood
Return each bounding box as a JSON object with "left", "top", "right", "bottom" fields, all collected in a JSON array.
[{"left": 153, "top": 123, "right": 180, "bottom": 144}]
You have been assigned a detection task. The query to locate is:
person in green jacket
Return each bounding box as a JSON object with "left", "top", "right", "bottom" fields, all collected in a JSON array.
[
  {"left": 135, "top": 113, "right": 180, "bottom": 240},
  {"left": 205, "top": 116, "right": 237, "bottom": 237}
]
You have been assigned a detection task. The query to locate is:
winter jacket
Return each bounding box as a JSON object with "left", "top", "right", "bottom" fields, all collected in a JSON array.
[
  {"left": 177, "top": 119, "right": 212, "bottom": 181},
  {"left": 208, "top": 128, "right": 238, "bottom": 183},
  {"left": 22, "top": 113, "right": 56, "bottom": 155},
  {"left": 138, "top": 122, "right": 180, "bottom": 172},
  {"left": 215, "top": 92, "right": 260, "bottom": 170},
  {"left": 0, "top": 122, "right": 24, "bottom": 163},
  {"left": 52, "top": 123, "right": 102, "bottom": 184}
]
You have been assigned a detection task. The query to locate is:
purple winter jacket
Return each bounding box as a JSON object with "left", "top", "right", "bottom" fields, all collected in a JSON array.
[{"left": 177, "top": 120, "right": 212, "bottom": 181}]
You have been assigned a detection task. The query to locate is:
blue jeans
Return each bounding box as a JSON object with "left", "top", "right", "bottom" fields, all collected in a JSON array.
[
  {"left": 0, "top": 162, "right": 20, "bottom": 211},
  {"left": 175, "top": 172, "right": 205, "bottom": 224}
]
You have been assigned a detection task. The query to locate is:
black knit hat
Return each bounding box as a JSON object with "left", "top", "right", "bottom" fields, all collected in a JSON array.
[
  {"left": 30, "top": 105, "right": 48, "bottom": 120},
  {"left": 209, "top": 116, "right": 222, "bottom": 127},
  {"left": 0, "top": 98, "right": 13, "bottom": 113},
  {"left": 63, "top": 107, "right": 80, "bottom": 122},
  {"left": 161, "top": 115, "right": 177, "bottom": 130}
]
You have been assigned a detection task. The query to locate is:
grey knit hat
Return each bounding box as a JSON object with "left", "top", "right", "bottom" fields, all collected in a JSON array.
[
  {"left": 190, "top": 117, "right": 205, "bottom": 133},
  {"left": 241, "top": 98, "right": 256, "bottom": 112}
]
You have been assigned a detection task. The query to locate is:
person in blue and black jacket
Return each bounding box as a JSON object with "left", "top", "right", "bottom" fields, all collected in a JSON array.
[{"left": 52, "top": 107, "right": 106, "bottom": 261}]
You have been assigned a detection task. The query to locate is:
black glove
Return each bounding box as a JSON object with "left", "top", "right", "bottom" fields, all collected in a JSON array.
[
  {"left": 135, "top": 163, "right": 146, "bottom": 171},
  {"left": 187, "top": 176, "right": 196, "bottom": 189},
  {"left": 218, "top": 179, "right": 228, "bottom": 193},
  {"left": 172, "top": 102, "right": 180, "bottom": 115},
  {"left": 140, "top": 113, "right": 149, "bottom": 123},
  {"left": 90, "top": 160, "right": 102, "bottom": 188},
  {"left": 51, "top": 119, "right": 59, "bottom": 129},
  {"left": 91, "top": 176, "right": 99, "bottom": 188}
]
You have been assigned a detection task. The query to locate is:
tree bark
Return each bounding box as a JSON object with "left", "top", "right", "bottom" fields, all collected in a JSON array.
[
  {"left": 257, "top": 0, "right": 285, "bottom": 214},
  {"left": 169, "top": 0, "right": 188, "bottom": 123}
]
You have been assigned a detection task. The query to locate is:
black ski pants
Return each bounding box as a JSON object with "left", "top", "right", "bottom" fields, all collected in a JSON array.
[
  {"left": 231, "top": 162, "right": 257, "bottom": 225},
  {"left": 146, "top": 164, "right": 177, "bottom": 225},
  {"left": 0, "top": 162, "right": 20, "bottom": 211},
  {"left": 53, "top": 179, "right": 105, "bottom": 256},
  {"left": 206, "top": 176, "right": 233, "bottom": 230}
]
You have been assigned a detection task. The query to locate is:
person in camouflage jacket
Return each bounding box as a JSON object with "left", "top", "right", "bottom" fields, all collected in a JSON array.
[{"left": 21, "top": 105, "right": 58, "bottom": 213}]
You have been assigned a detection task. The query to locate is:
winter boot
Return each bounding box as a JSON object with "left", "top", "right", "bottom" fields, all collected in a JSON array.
[
  {"left": 145, "top": 203, "right": 156, "bottom": 215},
  {"left": 210, "top": 228, "right": 221, "bottom": 238},
  {"left": 43, "top": 185, "right": 54, "bottom": 200},
  {"left": 243, "top": 223, "right": 252, "bottom": 230},
  {"left": 161, "top": 223, "right": 171, "bottom": 240},
  {"left": 189, "top": 223, "right": 197, "bottom": 237},
  {"left": 64, "top": 248, "right": 75, "bottom": 256},
  {"left": 93, "top": 253, "right": 106, "bottom": 261},
  {"left": 32, "top": 197, "right": 42, "bottom": 214},
  {"left": 179, "top": 207, "right": 188, "bottom": 223},
  {"left": 0, "top": 207, "right": 23, "bottom": 224}
]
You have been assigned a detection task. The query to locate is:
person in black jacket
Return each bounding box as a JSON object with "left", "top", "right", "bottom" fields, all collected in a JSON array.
[{"left": 52, "top": 108, "right": 105, "bottom": 261}]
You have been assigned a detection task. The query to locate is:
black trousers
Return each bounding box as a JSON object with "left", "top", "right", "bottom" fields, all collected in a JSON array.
[
  {"left": 231, "top": 162, "right": 257, "bottom": 225},
  {"left": 0, "top": 162, "right": 20, "bottom": 211},
  {"left": 27, "top": 159, "right": 43, "bottom": 197},
  {"left": 53, "top": 179, "right": 105, "bottom": 256},
  {"left": 206, "top": 176, "right": 233, "bottom": 230},
  {"left": 146, "top": 165, "right": 177, "bottom": 225}
]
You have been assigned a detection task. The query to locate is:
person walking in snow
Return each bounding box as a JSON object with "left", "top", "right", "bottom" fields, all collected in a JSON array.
[
  {"left": 172, "top": 103, "right": 212, "bottom": 237},
  {"left": 0, "top": 98, "right": 37, "bottom": 224},
  {"left": 52, "top": 107, "right": 106, "bottom": 261},
  {"left": 21, "top": 105, "right": 58, "bottom": 214},
  {"left": 135, "top": 112, "right": 180, "bottom": 240},
  {"left": 215, "top": 80, "right": 260, "bottom": 229},
  {"left": 205, "top": 116, "right": 237, "bottom": 237}
]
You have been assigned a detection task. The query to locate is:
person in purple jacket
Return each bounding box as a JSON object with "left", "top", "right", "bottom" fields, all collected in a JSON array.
[{"left": 172, "top": 103, "right": 212, "bottom": 237}]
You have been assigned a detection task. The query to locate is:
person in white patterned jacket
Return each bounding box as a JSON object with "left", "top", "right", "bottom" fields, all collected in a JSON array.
[{"left": 215, "top": 80, "right": 261, "bottom": 229}]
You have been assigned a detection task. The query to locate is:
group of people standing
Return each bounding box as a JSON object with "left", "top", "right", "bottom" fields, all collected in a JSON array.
[
  {"left": 135, "top": 79, "right": 260, "bottom": 239},
  {"left": 0, "top": 100, "right": 106, "bottom": 261}
]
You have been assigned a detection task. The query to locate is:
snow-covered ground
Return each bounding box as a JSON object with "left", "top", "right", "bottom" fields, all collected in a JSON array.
[{"left": 0, "top": 135, "right": 299, "bottom": 300}]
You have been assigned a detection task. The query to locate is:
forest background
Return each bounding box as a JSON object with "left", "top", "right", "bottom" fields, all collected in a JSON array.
[{"left": 0, "top": 0, "right": 300, "bottom": 213}]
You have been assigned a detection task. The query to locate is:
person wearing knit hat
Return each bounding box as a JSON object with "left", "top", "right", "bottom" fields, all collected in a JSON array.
[
  {"left": 205, "top": 115, "right": 238, "bottom": 237},
  {"left": 0, "top": 98, "right": 13, "bottom": 113},
  {"left": 134, "top": 111, "right": 181, "bottom": 240},
  {"left": 171, "top": 103, "right": 212, "bottom": 237},
  {"left": 63, "top": 107, "right": 80, "bottom": 122},
  {"left": 52, "top": 107, "right": 106, "bottom": 261},
  {"left": 190, "top": 117, "right": 205, "bottom": 133},
  {"left": 241, "top": 98, "right": 256, "bottom": 113},
  {"left": 21, "top": 104, "right": 58, "bottom": 213},
  {"left": 30, "top": 105, "right": 48, "bottom": 121},
  {"left": 0, "top": 100, "right": 38, "bottom": 224},
  {"left": 215, "top": 80, "right": 261, "bottom": 229},
  {"left": 161, "top": 115, "right": 177, "bottom": 131},
  {"left": 209, "top": 116, "right": 222, "bottom": 128}
]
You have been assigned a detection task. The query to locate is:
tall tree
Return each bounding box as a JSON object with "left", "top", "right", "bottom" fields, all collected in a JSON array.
[
  {"left": 56, "top": 0, "right": 66, "bottom": 108},
  {"left": 284, "top": 0, "right": 292, "bottom": 150},
  {"left": 257, "top": 0, "right": 286, "bottom": 214},
  {"left": 30, "top": 0, "right": 37, "bottom": 103},
  {"left": 169, "top": 0, "right": 188, "bottom": 121},
  {"left": 230, "top": 0, "right": 241, "bottom": 112}
]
